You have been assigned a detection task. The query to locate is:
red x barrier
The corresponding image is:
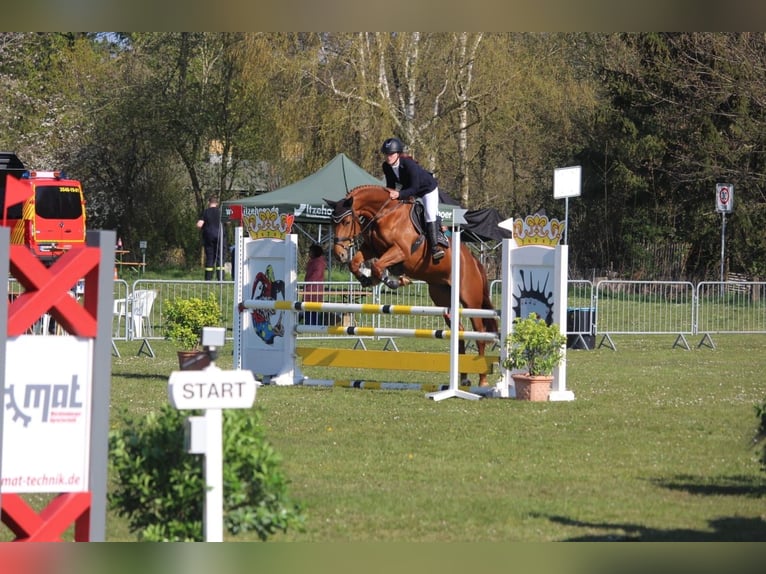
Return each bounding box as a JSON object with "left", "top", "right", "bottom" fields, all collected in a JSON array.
[
  {"left": 0, "top": 493, "right": 91, "bottom": 542},
  {"left": 7, "top": 245, "right": 100, "bottom": 336},
  {"left": 2, "top": 243, "right": 103, "bottom": 541}
]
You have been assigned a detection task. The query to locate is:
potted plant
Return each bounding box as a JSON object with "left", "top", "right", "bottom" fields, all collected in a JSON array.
[
  {"left": 502, "top": 312, "right": 567, "bottom": 401},
  {"left": 163, "top": 293, "right": 223, "bottom": 370}
]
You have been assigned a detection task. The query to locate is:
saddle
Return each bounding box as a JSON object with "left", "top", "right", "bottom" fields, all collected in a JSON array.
[{"left": 409, "top": 201, "right": 450, "bottom": 253}]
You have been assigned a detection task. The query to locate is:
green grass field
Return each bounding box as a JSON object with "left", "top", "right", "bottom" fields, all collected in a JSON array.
[{"left": 101, "top": 333, "right": 766, "bottom": 542}]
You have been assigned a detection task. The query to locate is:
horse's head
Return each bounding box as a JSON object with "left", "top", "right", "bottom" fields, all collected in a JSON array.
[{"left": 324, "top": 196, "right": 358, "bottom": 263}]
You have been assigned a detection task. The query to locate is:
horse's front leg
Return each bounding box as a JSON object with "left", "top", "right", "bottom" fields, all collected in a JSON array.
[
  {"left": 370, "top": 245, "right": 407, "bottom": 290},
  {"left": 348, "top": 251, "right": 379, "bottom": 288}
]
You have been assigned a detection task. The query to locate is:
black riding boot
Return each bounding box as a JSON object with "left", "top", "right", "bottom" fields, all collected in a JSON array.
[{"left": 426, "top": 221, "right": 445, "bottom": 262}]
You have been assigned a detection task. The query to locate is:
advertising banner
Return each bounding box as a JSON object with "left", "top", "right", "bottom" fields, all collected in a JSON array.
[{"left": 2, "top": 336, "right": 93, "bottom": 493}]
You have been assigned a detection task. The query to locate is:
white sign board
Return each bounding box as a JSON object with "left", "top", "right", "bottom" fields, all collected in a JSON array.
[
  {"left": 238, "top": 235, "right": 298, "bottom": 384},
  {"left": 500, "top": 241, "right": 573, "bottom": 401},
  {"left": 716, "top": 183, "right": 733, "bottom": 213},
  {"left": 2, "top": 336, "right": 93, "bottom": 493},
  {"left": 168, "top": 369, "right": 257, "bottom": 410},
  {"left": 553, "top": 165, "right": 582, "bottom": 199}
]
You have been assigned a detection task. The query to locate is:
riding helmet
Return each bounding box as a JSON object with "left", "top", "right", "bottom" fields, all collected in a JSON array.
[{"left": 380, "top": 137, "right": 404, "bottom": 154}]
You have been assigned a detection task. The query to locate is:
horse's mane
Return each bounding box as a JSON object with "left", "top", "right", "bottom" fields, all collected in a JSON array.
[{"left": 347, "top": 184, "right": 388, "bottom": 198}]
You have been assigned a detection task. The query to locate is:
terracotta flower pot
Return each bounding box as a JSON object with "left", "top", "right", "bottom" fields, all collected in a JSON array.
[
  {"left": 512, "top": 373, "right": 553, "bottom": 401},
  {"left": 177, "top": 350, "right": 211, "bottom": 371}
]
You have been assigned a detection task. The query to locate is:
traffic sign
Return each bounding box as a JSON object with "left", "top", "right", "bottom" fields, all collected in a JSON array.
[
  {"left": 168, "top": 368, "right": 257, "bottom": 410},
  {"left": 716, "top": 183, "right": 733, "bottom": 213}
]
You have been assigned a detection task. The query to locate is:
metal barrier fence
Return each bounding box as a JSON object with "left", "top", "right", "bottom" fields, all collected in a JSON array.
[
  {"left": 125, "top": 279, "right": 236, "bottom": 342},
  {"left": 595, "top": 280, "right": 695, "bottom": 349},
  {"left": 695, "top": 282, "right": 766, "bottom": 345},
  {"left": 7, "top": 276, "right": 766, "bottom": 349}
]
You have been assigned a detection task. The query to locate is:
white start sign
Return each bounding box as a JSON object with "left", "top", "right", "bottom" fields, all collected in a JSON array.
[
  {"left": 168, "top": 368, "right": 257, "bottom": 410},
  {"left": 2, "top": 336, "right": 93, "bottom": 493}
]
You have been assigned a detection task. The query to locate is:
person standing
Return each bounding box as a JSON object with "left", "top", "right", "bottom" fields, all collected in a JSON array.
[
  {"left": 380, "top": 137, "right": 445, "bottom": 262},
  {"left": 303, "top": 243, "right": 327, "bottom": 325},
  {"left": 196, "top": 195, "right": 224, "bottom": 281}
]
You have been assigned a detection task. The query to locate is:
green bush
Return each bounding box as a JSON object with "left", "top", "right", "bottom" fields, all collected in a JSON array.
[
  {"left": 163, "top": 294, "right": 223, "bottom": 351},
  {"left": 108, "top": 405, "right": 305, "bottom": 542},
  {"left": 502, "top": 312, "right": 567, "bottom": 376}
]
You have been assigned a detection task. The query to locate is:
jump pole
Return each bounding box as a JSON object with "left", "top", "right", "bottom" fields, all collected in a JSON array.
[
  {"left": 426, "top": 208, "right": 480, "bottom": 401},
  {"left": 240, "top": 300, "right": 498, "bottom": 320}
]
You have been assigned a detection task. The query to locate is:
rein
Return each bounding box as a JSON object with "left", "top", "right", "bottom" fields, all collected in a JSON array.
[{"left": 333, "top": 194, "right": 398, "bottom": 253}]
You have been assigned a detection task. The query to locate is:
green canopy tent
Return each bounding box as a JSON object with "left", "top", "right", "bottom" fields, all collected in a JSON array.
[
  {"left": 222, "top": 153, "right": 382, "bottom": 225},
  {"left": 221, "top": 152, "right": 467, "bottom": 227},
  {"left": 222, "top": 152, "right": 510, "bottom": 274}
]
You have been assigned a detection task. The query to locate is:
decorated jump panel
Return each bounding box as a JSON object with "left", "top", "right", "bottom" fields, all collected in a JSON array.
[
  {"left": 500, "top": 214, "right": 573, "bottom": 401},
  {"left": 236, "top": 234, "right": 299, "bottom": 385}
]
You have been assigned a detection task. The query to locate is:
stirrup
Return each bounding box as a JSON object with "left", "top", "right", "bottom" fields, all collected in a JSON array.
[{"left": 432, "top": 249, "right": 445, "bottom": 262}]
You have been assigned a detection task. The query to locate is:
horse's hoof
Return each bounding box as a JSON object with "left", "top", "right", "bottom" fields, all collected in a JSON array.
[{"left": 384, "top": 277, "right": 400, "bottom": 290}]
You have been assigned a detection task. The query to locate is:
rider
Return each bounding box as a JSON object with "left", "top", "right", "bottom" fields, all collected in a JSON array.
[{"left": 380, "top": 137, "right": 445, "bottom": 263}]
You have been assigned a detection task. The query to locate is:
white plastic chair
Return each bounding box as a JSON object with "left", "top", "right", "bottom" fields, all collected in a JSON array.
[
  {"left": 130, "top": 289, "right": 158, "bottom": 340},
  {"left": 114, "top": 298, "right": 129, "bottom": 337}
]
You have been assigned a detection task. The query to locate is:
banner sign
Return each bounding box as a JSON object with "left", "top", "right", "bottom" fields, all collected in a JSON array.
[{"left": 2, "top": 336, "right": 93, "bottom": 493}]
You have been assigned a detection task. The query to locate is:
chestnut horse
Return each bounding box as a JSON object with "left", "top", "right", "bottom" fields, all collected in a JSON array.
[{"left": 325, "top": 185, "right": 498, "bottom": 386}]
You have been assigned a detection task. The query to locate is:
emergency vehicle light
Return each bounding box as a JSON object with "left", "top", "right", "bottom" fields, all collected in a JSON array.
[{"left": 28, "top": 170, "right": 62, "bottom": 179}]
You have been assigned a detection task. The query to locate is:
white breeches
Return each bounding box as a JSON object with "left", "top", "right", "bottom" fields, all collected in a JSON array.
[{"left": 423, "top": 186, "right": 439, "bottom": 223}]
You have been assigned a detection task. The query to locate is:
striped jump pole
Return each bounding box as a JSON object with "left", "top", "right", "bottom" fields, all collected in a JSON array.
[
  {"left": 239, "top": 298, "right": 499, "bottom": 319},
  {"left": 295, "top": 324, "right": 498, "bottom": 342}
]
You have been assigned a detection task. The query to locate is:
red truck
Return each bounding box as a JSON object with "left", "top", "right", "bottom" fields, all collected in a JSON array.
[{"left": 0, "top": 152, "right": 87, "bottom": 263}]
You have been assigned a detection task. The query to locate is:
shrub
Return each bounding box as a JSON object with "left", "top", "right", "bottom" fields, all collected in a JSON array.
[
  {"left": 163, "top": 294, "right": 223, "bottom": 351},
  {"left": 109, "top": 405, "right": 305, "bottom": 542},
  {"left": 502, "top": 312, "right": 567, "bottom": 376}
]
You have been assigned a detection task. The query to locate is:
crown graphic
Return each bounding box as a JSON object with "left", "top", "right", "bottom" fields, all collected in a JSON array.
[
  {"left": 513, "top": 214, "right": 564, "bottom": 247},
  {"left": 243, "top": 207, "right": 295, "bottom": 240}
]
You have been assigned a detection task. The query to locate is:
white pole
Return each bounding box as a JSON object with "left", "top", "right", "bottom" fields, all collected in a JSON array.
[
  {"left": 426, "top": 209, "right": 480, "bottom": 401},
  {"left": 720, "top": 212, "right": 726, "bottom": 283},
  {"left": 202, "top": 357, "right": 224, "bottom": 543},
  {"left": 204, "top": 407, "right": 224, "bottom": 542},
  {"left": 448, "top": 224, "right": 462, "bottom": 391}
]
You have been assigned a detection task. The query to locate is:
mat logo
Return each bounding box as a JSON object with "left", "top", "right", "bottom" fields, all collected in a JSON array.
[{"left": 3, "top": 375, "right": 84, "bottom": 427}]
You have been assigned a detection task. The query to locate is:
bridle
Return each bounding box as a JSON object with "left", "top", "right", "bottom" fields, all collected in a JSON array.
[
  {"left": 331, "top": 194, "right": 396, "bottom": 258},
  {"left": 331, "top": 207, "right": 366, "bottom": 258}
]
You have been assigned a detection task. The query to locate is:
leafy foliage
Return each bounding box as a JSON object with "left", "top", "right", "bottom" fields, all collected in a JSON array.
[
  {"left": 5, "top": 33, "right": 766, "bottom": 279},
  {"left": 108, "top": 404, "right": 305, "bottom": 542},
  {"left": 163, "top": 294, "right": 222, "bottom": 351},
  {"left": 502, "top": 312, "right": 567, "bottom": 376}
]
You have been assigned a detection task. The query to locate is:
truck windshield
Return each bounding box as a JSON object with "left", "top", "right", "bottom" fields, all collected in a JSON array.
[{"left": 35, "top": 185, "right": 83, "bottom": 219}]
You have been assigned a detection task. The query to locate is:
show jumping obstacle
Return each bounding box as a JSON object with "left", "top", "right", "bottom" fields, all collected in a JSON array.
[{"left": 232, "top": 213, "right": 574, "bottom": 401}]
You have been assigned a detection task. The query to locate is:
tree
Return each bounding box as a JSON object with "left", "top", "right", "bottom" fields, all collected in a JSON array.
[
  {"left": 583, "top": 33, "right": 766, "bottom": 279},
  {"left": 315, "top": 33, "right": 490, "bottom": 205}
]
